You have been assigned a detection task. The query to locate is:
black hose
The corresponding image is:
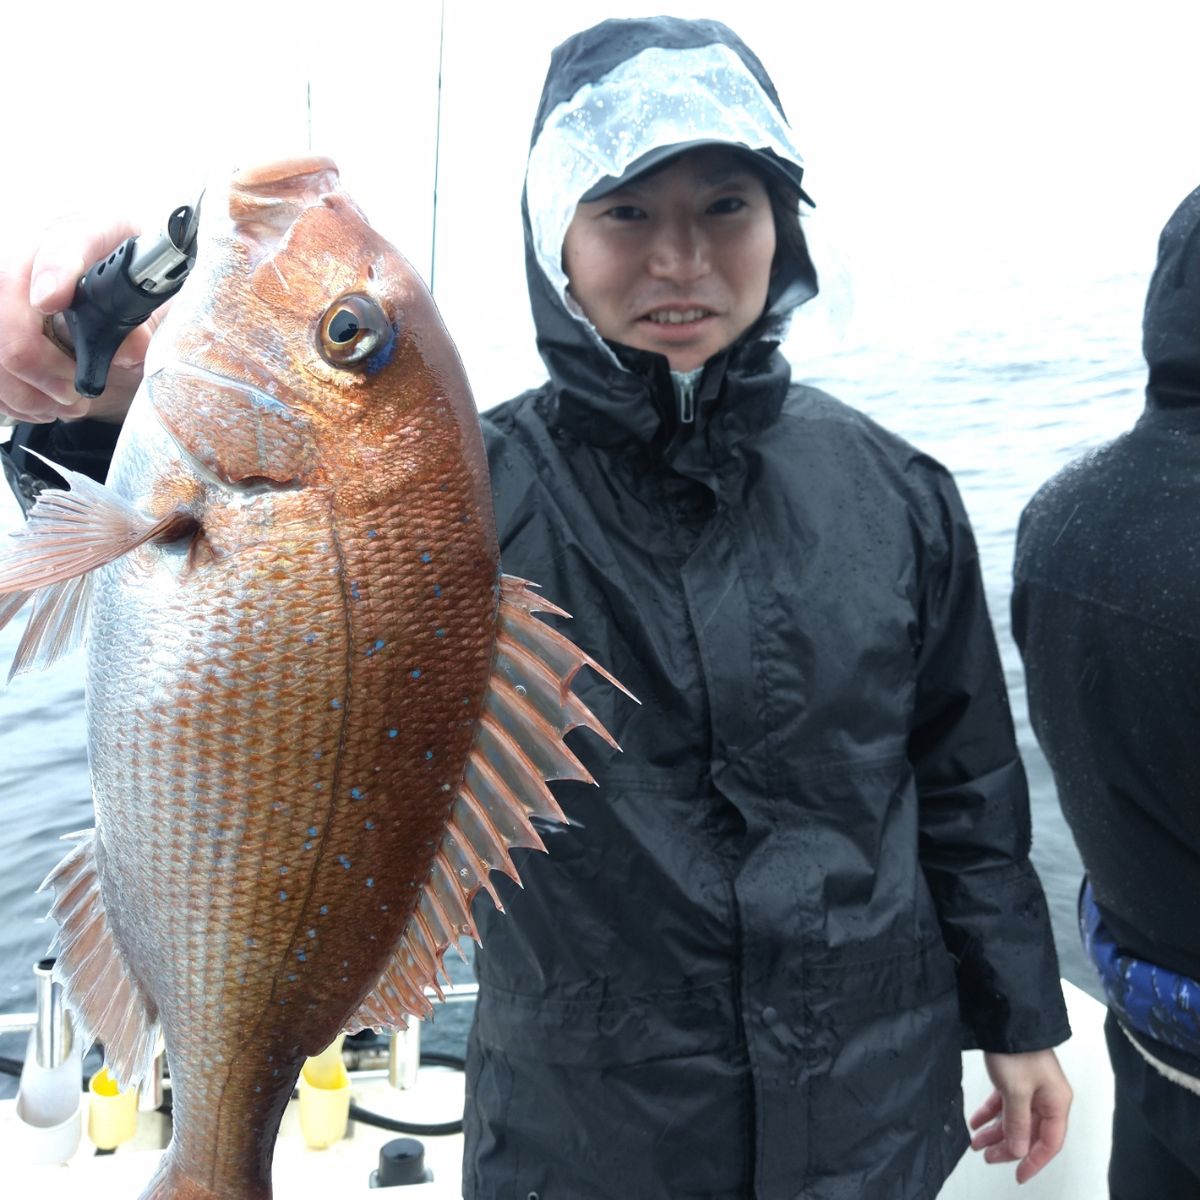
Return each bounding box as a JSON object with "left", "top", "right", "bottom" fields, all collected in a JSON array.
[
  {"left": 345, "top": 1049, "right": 467, "bottom": 1137},
  {"left": 348, "top": 1101, "right": 462, "bottom": 1138}
]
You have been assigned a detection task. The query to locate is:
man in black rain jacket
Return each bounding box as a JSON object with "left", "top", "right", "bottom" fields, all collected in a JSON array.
[
  {"left": 0, "top": 15, "right": 1071, "bottom": 1200},
  {"left": 463, "top": 16, "right": 1070, "bottom": 1200},
  {"left": 1013, "top": 185, "right": 1200, "bottom": 1196}
]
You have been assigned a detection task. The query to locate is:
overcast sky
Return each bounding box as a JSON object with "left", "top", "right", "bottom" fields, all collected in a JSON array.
[{"left": 3, "top": 1, "right": 1197, "bottom": 407}]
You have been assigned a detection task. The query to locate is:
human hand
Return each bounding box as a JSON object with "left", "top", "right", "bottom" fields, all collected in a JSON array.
[
  {"left": 970, "top": 1049, "right": 1072, "bottom": 1183},
  {"left": 0, "top": 217, "right": 160, "bottom": 424}
]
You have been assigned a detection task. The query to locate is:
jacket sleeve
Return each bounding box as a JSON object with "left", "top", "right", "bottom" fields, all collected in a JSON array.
[
  {"left": 909, "top": 467, "right": 1070, "bottom": 1053},
  {"left": 2, "top": 419, "right": 121, "bottom": 512}
]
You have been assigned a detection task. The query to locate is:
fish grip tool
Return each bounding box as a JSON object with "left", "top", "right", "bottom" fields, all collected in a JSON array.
[{"left": 45, "top": 196, "right": 203, "bottom": 398}]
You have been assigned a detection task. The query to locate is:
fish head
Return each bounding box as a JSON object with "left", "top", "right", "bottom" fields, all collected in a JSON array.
[{"left": 146, "top": 155, "right": 487, "bottom": 508}]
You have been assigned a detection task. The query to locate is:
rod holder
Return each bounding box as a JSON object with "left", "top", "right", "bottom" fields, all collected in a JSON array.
[
  {"left": 138, "top": 1045, "right": 166, "bottom": 1111},
  {"left": 16, "top": 958, "right": 83, "bottom": 1165},
  {"left": 388, "top": 1019, "right": 421, "bottom": 1091},
  {"left": 34, "top": 957, "right": 74, "bottom": 1070}
]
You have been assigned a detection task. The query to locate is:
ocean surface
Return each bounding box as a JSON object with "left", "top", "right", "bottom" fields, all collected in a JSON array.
[{"left": 0, "top": 260, "right": 1151, "bottom": 1097}]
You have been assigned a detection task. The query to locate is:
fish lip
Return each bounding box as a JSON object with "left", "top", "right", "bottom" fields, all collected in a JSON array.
[{"left": 232, "top": 154, "right": 340, "bottom": 192}]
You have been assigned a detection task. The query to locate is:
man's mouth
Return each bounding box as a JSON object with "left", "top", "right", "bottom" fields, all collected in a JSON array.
[{"left": 641, "top": 307, "right": 714, "bottom": 325}]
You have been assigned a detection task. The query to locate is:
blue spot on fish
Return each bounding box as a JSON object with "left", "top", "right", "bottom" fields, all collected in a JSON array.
[
  {"left": 365, "top": 820, "right": 376, "bottom": 830},
  {"left": 367, "top": 529, "right": 379, "bottom": 539},
  {"left": 420, "top": 552, "right": 432, "bottom": 564},
  {"left": 330, "top": 698, "right": 341, "bottom": 710},
  {"left": 307, "top": 928, "right": 316, "bottom": 938},
  {"left": 296, "top": 950, "right": 307, "bottom": 962},
  {"left": 424, "top": 750, "right": 433, "bottom": 761},
  {"left": 350, "top": 581, "right": 362, "bottom": 601},
  {"left": 307, "top": 827, "right": 318, "bottom": 838},
  {"left": 306, "top": 634, "right": 317, "bottom": 645},
  {"left": 411, "top": 669, "right": 422, "bottom": 679},
  {"left": 351, "top": 787, "right": 364, "bottom": 800},
  {"left": 337, "top": 855, "right": 352, "bottom": 870},
  {"left": 365, "top": 638, "right": 386, "bottom": 657},
  {"left": 304, "top": 841, "right": 313, "bottom": 851},
  {"left": 279, "top": 866, "right": 288, "bottom": 876},
  {"left": 388, "top": 728, "right": 398, "bottom": 738},
  {"left": 435, "top": 628, "right": 446, "bottom": 637},
  {"left": 366, "top": 877, "right": 375, "bottom": 888},
  {"left": 319, "top": 905, "right": 329, "bottom": 916},
  {"left": 433, "top": 584, "right": 442, "bottom": 598},
  {"left": 279, "top": 891, "right": 288, "bottom": 901}
]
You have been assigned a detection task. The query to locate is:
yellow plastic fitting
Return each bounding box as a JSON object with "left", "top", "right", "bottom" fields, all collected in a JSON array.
[
  {"left": 87, "top": 1067, "right": 139, "bottom": 1150},
  {"left": 298, "top": 1034, "right": 351, "bottom": 1150}
]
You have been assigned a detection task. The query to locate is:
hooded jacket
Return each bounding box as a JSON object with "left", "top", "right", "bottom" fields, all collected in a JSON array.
[
  {"left": 1013, "top": 186, "right": 1200, "bottom": 1076},
  {"left": 465, "top": 16, "right": 1069, "bottom": 1200}
]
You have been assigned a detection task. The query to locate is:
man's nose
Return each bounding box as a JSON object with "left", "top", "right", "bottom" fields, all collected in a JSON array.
[{"left": 647, "top": 222, "right": 709, "bottom": 281}]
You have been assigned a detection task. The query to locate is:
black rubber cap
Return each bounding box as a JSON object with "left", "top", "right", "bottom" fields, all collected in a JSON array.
[{"left": 376, "top": 1137, "right": 428, "bottom": 1186}]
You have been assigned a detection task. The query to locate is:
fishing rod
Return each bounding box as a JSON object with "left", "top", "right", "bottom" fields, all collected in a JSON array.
[{"left": 429, "top": 0, "right": 446, "bottom": 298}]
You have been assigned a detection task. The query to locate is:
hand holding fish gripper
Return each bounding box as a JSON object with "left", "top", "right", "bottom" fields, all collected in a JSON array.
[{"left": 44, "top": 196, "right": 202, "bottom": 398}]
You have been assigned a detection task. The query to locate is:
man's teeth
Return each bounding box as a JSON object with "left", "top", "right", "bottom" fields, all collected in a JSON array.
[{"left": 646, "top": 309, "right": 708, "bottom": 325}]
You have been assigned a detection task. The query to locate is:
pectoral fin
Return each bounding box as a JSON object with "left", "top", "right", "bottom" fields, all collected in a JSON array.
[
  {"left": 0, "top": 453, "right": 194, "bottom": 593},
  {"left": 0, "top": 453, "right": 194, "bottom": 678}
]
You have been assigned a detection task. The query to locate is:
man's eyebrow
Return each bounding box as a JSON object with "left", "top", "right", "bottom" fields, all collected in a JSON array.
[{"left": 696, "top": 165, "right": 757, "bottom": 187}]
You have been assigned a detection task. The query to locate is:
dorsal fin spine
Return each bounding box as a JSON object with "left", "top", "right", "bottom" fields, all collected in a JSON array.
[
  {"left": 455, "top": 779, "right": 522, "bottom": 868},
  {"left": 342, "top": 574, "right": 634, "bottom": 1038}
]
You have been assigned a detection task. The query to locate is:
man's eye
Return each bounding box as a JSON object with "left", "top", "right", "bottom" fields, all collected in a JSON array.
[
  {"left": 708, "top": 197, "right": 748, "bottom": 215},
  {"left": 605, "top": 205, "right": 646, "bottom": 220}
]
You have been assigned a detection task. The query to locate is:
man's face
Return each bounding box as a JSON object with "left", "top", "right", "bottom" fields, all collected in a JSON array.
[{"left": 562, "top": 147, "right": 777, "bottom": 373}]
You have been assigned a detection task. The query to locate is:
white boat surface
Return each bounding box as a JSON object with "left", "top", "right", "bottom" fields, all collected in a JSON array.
[{"left": 1, "top": 978, "right": 1108, "bottom": 1198}]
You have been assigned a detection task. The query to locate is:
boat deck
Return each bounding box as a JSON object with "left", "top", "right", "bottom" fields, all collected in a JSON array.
[{"left": 3, "top": 979, "right": 1109, "bottom": 1197}]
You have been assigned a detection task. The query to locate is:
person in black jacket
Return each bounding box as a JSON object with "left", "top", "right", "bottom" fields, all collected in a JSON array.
[
  {"left": 0, "top": 16, "right": 1072, "bottom": 1199},
  {"left": 1013, "top": 185, "right": 1200, "bottom": 1198}
]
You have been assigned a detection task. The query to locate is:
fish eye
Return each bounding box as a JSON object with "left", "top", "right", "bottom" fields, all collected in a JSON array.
[{"left": 317, "top": 293, "right": 393, "bottom": 367}]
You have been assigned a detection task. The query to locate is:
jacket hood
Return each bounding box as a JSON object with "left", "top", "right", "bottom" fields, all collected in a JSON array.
[
  {"left": 1143, "top": 184, "right": 1200, "bottom": 411},
  {"left": 521, "top": 16, "right": 818, "bottom": 445}
]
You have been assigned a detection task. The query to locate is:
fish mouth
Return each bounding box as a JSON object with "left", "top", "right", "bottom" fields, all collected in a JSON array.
[
  {"left": 227, "top": 155, "right": 342, "bottom": 240},
  {"left": 232, "top": 155, "right": 340, "bottom": 193}
]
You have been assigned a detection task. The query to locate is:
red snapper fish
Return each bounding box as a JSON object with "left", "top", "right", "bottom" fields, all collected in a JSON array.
[{"left": 0, "top": 155, "right": 629, "bottom": 1199}]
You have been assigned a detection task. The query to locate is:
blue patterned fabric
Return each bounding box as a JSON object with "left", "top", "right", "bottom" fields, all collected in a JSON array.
[{"left": 1081, "top": 880, "right": 1200, "bottom": 1057}]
